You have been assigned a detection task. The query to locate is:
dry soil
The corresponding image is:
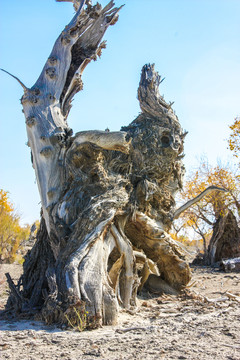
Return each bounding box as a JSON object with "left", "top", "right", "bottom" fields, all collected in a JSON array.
[{"left": 0, "top": 263, "right": 240, "bottom": 360}]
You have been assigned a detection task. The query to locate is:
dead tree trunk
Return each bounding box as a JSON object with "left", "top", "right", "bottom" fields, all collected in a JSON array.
[
  {"left": 6, "top": 0, "right": 192, "bottom": 327},
  {"left": 208, "top": 210, "right": 240, "bottom": 265}
]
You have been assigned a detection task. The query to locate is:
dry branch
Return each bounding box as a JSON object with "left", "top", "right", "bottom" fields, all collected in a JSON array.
[{"left": 173, "top": 186, "right": 227, "bottom": 220}]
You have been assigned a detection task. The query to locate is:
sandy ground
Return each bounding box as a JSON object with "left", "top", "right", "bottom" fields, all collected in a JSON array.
[{"left": 0, "top": 263, "right": 240, "bottom": 360}]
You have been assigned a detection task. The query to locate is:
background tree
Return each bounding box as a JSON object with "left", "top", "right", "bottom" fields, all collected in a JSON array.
[
  {"left": 0, "top": 189, "right": 30, "bottom": 263},
  {"left": 174, "top": 158, "right": 240, "bottom": 262},
  {"left": 228, "top": 117, "right": 240, "bottom": 161}
]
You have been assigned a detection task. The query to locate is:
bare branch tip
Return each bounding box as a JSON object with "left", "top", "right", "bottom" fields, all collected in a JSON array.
[{"left": 0, "top": 68, "right": 28, "bottom": 92}]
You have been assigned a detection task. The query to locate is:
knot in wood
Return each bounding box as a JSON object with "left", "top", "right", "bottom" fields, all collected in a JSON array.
[
  {"left": 31, "top": 96, "right": 39, "bottom": 104},
  {"left": 61, "top": 34, "right": 71, "bottom": 45},
  {"left": 47, "top": 188, "right": 57, "bottom": 200},
  {"left": 40, "top": 135, "right": 47, "bottom": 141},
  {"left": 46, "top": 67, "right": 57, "bottom": 79},
  {"left": 48, "top": 56, "right": 58, "bottom": 65},
  {"left": 47, "top": 93, "right": 56, "bottom": 103},
  {"left": 69, "top": 28, "right": 78, "bottom": 38},
  {"left": 40, "top": 146, "right": 53, "bottom": 158},
  {"left": 22, "top": 88, "right": 40, "bottom": 105},
  {"left": 21, "top": 94, "right": 39, "bottom": 105},
  {"left": 26, "top": 116, "right": 37, "bottom": 127},
  {"left": 32, "top": 88, "right": 40, "bottom": 96}
]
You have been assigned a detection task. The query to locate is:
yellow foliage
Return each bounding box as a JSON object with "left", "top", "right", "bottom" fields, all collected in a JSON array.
[
  {"left": 228, "top": 117, "right": 240, "bottom": 159},
  {"left": 181, "top": 159, "right": 240, "bottom": 220},
  {"left": 174, "top": 158, "right": 240, "bottom": 256},
  {"left": 0, "top": 189, "right": 31, "bottom": 263},
  {"left": 170, "top": 231, "right": 210, "bottom": 252}
]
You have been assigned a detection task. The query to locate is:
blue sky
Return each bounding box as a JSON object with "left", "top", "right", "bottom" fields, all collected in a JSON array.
[{"left": 0, "top": 0, "right": 239, "bottom": 224}]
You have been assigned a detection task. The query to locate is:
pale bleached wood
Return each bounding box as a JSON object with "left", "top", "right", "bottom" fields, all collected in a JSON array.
[
  {"left": 6, "top": 8, "right": 201, "bottom": 327},
  {"left": 173, "top": 186, "right": 227, "bottom": 220},
  {"left": 21, "top": 1, "right": 122, "bottom": 232}
]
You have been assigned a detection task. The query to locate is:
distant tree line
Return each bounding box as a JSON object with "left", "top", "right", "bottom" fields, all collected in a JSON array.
[{"left": 0, "top": 189, "right": 31, "bottom": 263}]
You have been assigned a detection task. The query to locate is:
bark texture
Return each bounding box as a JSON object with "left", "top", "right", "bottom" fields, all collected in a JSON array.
[
  {"left": 208, "top": 211, "right": 240, "bottom": 265},
  {"left": 7, "top": 0, "right": 192, "bottom": 327}
]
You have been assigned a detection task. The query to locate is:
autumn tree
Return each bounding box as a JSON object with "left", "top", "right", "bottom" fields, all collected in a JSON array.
[
  {"left": 0, "top": 189, "right": 30, "bottom": 263},
  {"left": 174, "top": 159, "right": 240, "bottom": 261},
  {"left": 228, "top": 117, "right": 240, "bottom": 161}
]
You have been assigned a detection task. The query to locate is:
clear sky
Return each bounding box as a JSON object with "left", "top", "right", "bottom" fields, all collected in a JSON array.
[{"left": 0, "top": 0, "right": 239, "bottom": 225}]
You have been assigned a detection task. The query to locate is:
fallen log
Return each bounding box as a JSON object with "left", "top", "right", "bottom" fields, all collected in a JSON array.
[{"left": 220, "top": 257, "right": 240, "bottom": 272}]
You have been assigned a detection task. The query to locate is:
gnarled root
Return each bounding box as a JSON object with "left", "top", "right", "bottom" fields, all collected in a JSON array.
[
  {"left": 42, "top": 215, "right": 138, "bottom": 326},
  {"left": 125, "top": 212, "right": 191, "bottom": 291},
  {"left": 6, "top": 211, "right": 191, "bottom": 327}
]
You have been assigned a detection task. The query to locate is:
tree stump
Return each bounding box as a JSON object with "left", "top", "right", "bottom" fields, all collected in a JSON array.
[
  {"left": 5, "top": 0, "right": 191, "bottom": 327},
  {"left": 208, "top": 210, "right": 240, "bottom": 265}
]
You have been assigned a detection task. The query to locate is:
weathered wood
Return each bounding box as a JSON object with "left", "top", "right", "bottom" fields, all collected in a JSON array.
[
  {"left": 5, "top": 273, "right": 23, "bottom": 311},
  {"left": 208, "top": 210, "right": 240, "bottom": 265},
  {"left": 173, "top": 186, "right": 227, "bottom": 220},
  {"left": 220, "top": 257, "right": 240, "bottom": 272},
  {"left": 5, "top": 2, "right": 198, "bottom": 327},
  {"left": 21, "top": 0, "right": 122, "bottom": 233}
]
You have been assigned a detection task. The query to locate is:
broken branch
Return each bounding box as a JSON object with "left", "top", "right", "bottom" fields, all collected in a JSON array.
[
  {"left": 0, "top": 68, "right": 28, "bottom": 92},
  {"left": 173, "top": 185, "right": 227, "bottom": 220}
]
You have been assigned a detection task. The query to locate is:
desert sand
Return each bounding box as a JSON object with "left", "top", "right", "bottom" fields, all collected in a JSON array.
[{"left": 0, "top": 263, "right": 239, "bottom": 360}]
